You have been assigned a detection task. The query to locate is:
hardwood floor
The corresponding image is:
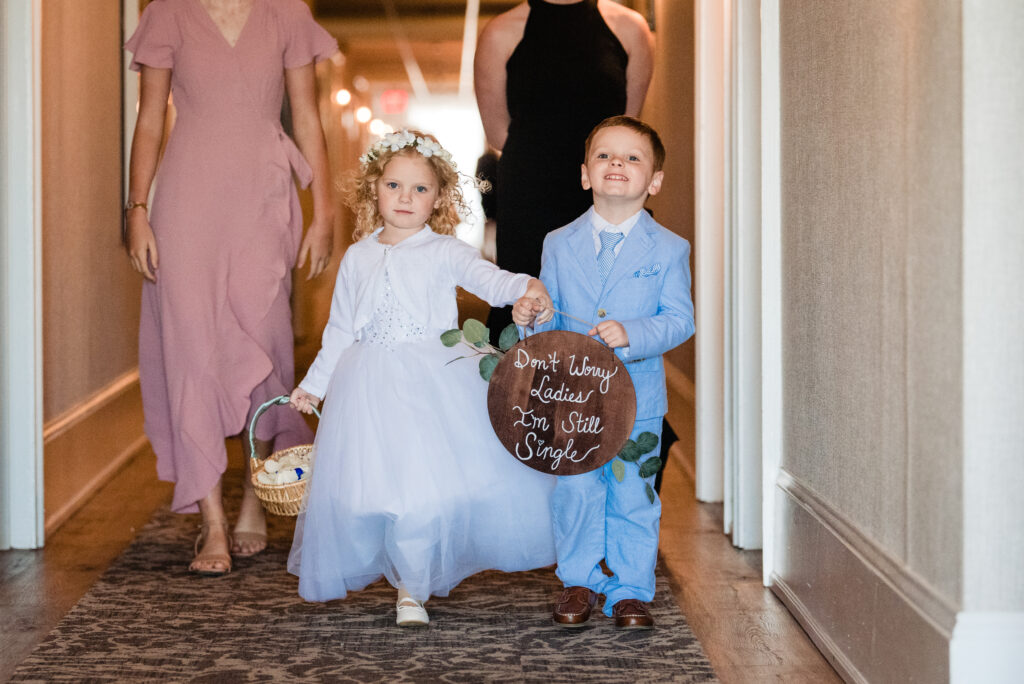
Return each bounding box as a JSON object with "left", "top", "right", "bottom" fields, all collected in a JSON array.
[
  {"left": 658, "top": 391, "right": 841, "bottom": 684},
  {"left": 0, "top": 446, "right": 174, "bottom": 682},
  {"left": 0, "top": 415, "right": 839, "bottom": 683},
  {"left": 659, "top": 457, "right": 841, "bottom": 683}
]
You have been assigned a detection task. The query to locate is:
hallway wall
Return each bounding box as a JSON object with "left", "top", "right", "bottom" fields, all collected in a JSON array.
[
  {"left": 771, "top": 0, "right": 963, "bottom": 680},
  {"left": 643, "top": 1, "right": 696, "bottom": 387},
  {"left": 40, "top": 0, "right": 146, "bottom": 532},
  {"left": 780, "top": 0, "right": 962, "bottom": 597}
]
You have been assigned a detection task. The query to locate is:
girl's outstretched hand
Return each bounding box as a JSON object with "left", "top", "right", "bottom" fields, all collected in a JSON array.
[
  {"left": 289, "top": 387, "right": 321, "bottom": 414},
  {"left": 512, "top": 295, "right": 540, "bottom": 327},
  {"left": 125, "top": 212, "right": 159, "bottom": 282},
  {"left": 521, "top": 278, "right": 553, "bottom": 325}
]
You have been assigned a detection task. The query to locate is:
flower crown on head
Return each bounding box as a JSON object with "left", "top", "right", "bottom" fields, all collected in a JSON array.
[{"left": 359, "top": 129, "right": 457, "bottom": 171}]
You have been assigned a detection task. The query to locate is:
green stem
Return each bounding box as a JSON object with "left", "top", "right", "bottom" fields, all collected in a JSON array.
[{"left": 460, "top": 340, "right": 500, "bottom": 356}]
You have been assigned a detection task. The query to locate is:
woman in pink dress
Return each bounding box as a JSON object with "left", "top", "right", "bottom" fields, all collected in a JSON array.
[{"left": 124, "top": 0, "right": 338, "bottom": 576}]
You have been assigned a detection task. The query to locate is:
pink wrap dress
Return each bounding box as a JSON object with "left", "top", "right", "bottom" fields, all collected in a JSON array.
[{"left": 125, "top": 0, "right": 337, "bottom": 513}]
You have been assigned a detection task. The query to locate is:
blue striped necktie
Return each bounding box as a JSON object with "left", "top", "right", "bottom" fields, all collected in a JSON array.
[{"left": 598, "top": 231, "right": 625, "bottom": 282}]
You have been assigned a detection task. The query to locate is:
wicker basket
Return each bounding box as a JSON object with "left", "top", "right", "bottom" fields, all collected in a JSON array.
[{"left": 248, "top": 395, "right": 318, "bottom": 517}]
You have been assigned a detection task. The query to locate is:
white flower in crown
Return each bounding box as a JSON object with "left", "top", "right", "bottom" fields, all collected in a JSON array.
[
  {"left": 358, "top": 129, "right": 457, "bottom": 170},
  {"left": 386, "top": 130, "right": 416, "bottom": 151},
  {"left": 416, "top": 137, "right": 441, "bottom": 157}
]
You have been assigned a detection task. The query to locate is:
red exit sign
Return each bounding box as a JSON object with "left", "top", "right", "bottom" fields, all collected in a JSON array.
[{"left": 379, "top": 89, "right": 409, "bottom": 115}]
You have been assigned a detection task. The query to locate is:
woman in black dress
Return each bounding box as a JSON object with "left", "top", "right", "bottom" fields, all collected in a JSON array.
[{"left": 474, "top": 0, "right": 654, "bottom": 335}]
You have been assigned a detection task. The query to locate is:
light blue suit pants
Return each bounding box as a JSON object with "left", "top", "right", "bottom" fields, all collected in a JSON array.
[{"left": 552, "top": 417, "right": 662, "bottom": 616}]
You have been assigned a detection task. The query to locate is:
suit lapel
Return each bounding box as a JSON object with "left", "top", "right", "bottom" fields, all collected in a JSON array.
[
  {"left": 601, "top": 211, "right": 656, "bottom": 296},
  {"left": 567, "top": 216, "right": 603, "bottom": 300}
]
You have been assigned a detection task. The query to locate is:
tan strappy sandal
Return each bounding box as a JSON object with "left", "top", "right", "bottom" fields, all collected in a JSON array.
[{"left": 189, "top": 521, "right": 232, "bottom": 577}]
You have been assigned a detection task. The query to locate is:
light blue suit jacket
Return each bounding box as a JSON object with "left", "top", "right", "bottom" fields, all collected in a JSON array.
[{"left": 535, "top": 209, "right": 695, "bottom": 420}]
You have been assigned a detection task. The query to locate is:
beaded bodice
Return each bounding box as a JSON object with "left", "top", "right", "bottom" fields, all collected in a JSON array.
[{"left": 359, "top": 245, "right": 427, "bottom": 350}]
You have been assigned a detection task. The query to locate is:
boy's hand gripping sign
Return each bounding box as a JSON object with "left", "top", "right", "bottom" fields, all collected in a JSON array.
[{"left": 487, "top": 331, "right": 636, "bottom": 476}]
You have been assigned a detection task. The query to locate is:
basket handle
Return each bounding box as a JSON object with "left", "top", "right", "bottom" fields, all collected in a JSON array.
[{"left": 248, "top": 395, "right": 320, "bottom": 469}]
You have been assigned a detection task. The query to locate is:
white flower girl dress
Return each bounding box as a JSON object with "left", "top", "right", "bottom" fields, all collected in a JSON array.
[{"left": 288, "top": 227, "right": 556, "bottom": 602}]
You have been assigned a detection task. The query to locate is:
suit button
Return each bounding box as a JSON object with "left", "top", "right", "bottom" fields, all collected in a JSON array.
[{"left": 597, "top": 309, "right": 607, "bottom": 318}]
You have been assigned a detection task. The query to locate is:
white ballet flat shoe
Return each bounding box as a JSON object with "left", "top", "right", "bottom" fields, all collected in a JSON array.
[{"left": 396, "top": 596, "right": 429, "bottom": 627}]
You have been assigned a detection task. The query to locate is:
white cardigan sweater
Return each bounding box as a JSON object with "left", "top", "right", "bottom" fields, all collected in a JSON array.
[{"left": 299, "top": 226, "right": 531, "bottom": 398}]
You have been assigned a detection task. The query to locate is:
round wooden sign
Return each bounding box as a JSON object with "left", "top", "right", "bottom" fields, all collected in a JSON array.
[{"left": 486, "top": 330, "right": 637, "bottom": 476}]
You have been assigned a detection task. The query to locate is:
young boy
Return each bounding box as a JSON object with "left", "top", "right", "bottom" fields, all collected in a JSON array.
[{"left": 515, "top": 116, "right": 695, "bottom": 629}]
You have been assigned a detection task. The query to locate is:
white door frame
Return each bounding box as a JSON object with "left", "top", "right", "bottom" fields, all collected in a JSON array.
[
  {"left": 694, "top": 0, "right": 726, "bottom": 505},
  {"left": 721, "top": 0, "right": 735, "bottom": 533},
  {"left": 759, "top": 0, "right": 783, "bottom": 584},
  {"left": 0, "top": 0, "right": 44, "bottom": 550},
  {"left": 725, "top": 0, "right": 763, "bottom": 549},
  {"left": 695, "top": 0, "right": 774, "bottom": 563}
]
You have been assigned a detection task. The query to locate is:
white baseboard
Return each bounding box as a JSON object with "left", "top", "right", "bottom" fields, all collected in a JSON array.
[
  {"left": 44, "top": 434, "right": 148, "bottom": 536},
  {"left": 43, "top": 371, "right": 148, "bottom": 535},
  {"left": 771, "top": 572, "right": 867, "bottom": 684},
  {"left": 773, "top": 470, "right": 954, "bottom": 683},
  {"left": 44, "top": 371, "right": 139, "bottom": 441},
  {"left": 950, "top": 612, "right": 1024, "bottom": 684}
]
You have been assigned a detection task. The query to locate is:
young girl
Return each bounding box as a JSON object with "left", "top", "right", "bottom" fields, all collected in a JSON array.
[{"left": 288, "top": 130, "right": 556, "bottom": 626}]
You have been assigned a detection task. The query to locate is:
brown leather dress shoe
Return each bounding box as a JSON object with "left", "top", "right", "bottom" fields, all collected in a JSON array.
[
  {"left": 552, "top": 586, "right": 598, "bottom": 627},
  {"left": 612, "top": 599, "right": 654, "bottom": 629}
]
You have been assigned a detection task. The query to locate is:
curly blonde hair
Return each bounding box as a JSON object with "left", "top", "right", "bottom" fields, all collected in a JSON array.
[{"left": 344, "top": 130, "right": 472, "bottom": 241}]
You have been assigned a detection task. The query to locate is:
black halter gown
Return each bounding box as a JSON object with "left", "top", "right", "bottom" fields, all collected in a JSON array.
[{"left": 489, "top": 0, "right": 628, "bottom": 337}]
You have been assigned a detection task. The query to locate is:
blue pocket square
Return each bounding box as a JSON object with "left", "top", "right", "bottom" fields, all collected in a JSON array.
[{"left": 633, "top": 264, "right": 661, "bottom": 278}]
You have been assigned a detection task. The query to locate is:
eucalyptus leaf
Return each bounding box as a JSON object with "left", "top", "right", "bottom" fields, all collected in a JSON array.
[
  {"left": 440, "top": 329, "right": 462, "bottom": 347},
  {"left": 639, "top": 456, "right": 663, "bottom": 479},
  {"left": 636, "top": 432, "right": 659, "bottom": 455},
  {"left": 498, "top": 324, "right": 520, "bottom": 351},
  {"left": 463, "top": 318, "right": 488, "bottom": 345},
  {"left": 618, "top": 439, "right": 641, "bottom": 462},
  {"left": 611, "top": 458, "right": 625, "bottom": 482},
  {"left": 645, "top": 482, "right": 656, "bottom": 504},
  {"left": 479, "top": 353, "right": 500, "bottom": 381},
  {"left": 474, "top": 340, "right": 488, "bottom": 348}
]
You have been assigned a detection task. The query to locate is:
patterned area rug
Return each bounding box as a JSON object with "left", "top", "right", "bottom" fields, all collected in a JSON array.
[{"left": 11, "top": 506, "right": 716, "bottom": 682}]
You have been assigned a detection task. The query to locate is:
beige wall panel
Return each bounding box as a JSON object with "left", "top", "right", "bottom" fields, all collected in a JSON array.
[
  {"left": 779, "top": 0, "right": 962, "bottom": 601},
  {"left": 644, "top": 1, "right": 695, "bottom": 383},
  {"left": 42, "top": 0, "right": 141, "bottom": 421},
  {"left": 780, "top": 0, "right": 910, "bottom": 554}
]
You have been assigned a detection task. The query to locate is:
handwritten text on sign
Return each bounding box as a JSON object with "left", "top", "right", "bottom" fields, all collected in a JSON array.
[{"left": 487, "top": 331, "right": 636, "bottom": 476}]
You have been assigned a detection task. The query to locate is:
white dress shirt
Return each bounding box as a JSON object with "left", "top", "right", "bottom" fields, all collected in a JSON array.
[{"left": 588, "top": 207, "right": 644, "bottom": 256}]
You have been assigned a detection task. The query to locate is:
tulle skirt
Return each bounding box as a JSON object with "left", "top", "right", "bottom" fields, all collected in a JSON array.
[{"left": 287, "top": 335, "right": 557, "bottom": 602}]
